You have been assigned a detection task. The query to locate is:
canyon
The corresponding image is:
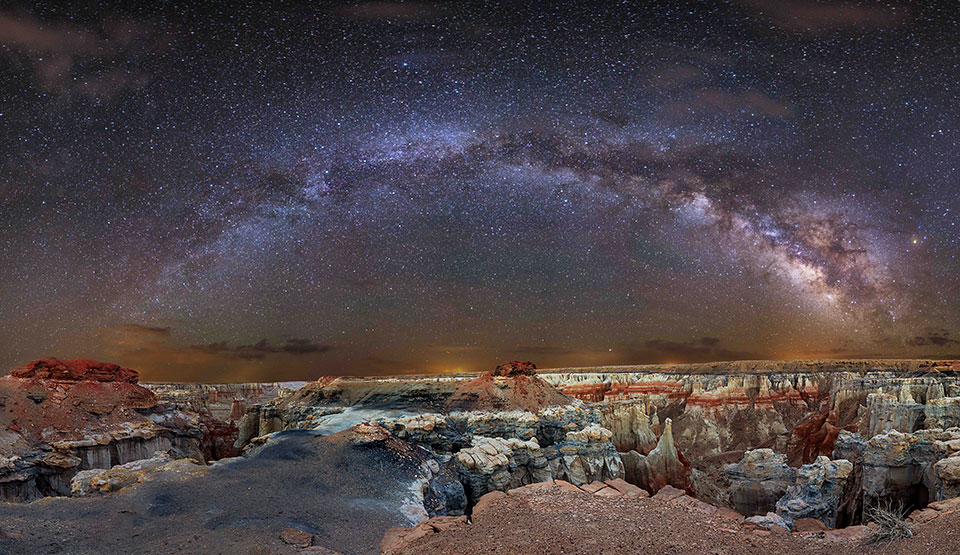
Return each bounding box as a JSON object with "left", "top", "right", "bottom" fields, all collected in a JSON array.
[{"left": 3, "top": 358, "right": 960, "bottom": 553}]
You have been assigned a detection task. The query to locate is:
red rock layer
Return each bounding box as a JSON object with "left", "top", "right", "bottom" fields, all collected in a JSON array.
[
  {"left": 198, "top": 412, "right": 241, "bottom": 460},
  {"left": 787, "top": 410, "right": 856, "bottom": 466},
  {"left": 492, "top": 361, "right": 537, "bottom": 377},
  {"left": 559, "top": 380, "right": 822, "bottom": 410},
  {"left": 10, "top": 358, "right": 140, "bottom": 383}
]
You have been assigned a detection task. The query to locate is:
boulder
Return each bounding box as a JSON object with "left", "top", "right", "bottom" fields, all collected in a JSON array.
[
  {"left": 775, "top": 456, "right": 853, "bottom": 528},
  {"left": 604, "top": 477, "right": 647, "bottom": 498},
  {"left": 279, "top": 528, "right": 313, "bottom": 548},
  {"left": 745, "top": 512, "right": 791, "bottom": 531},
  {"left": 934, "top": 455, "right": 960, "bottom": 499},
  {"left": 793, "top": 517, "right": 828, "bottom": 532},
  {"left": 725, "top": 449, "right": 797, "bottom": 516},
  {"left": 380, "top": 516, "right": 467, "bottom": 555},
  {"left": 70, "top": 452, "right": 206, "bottom": 496}
]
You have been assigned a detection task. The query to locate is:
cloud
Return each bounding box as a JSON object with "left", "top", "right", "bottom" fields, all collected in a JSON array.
[
  {"left": 906, "top": 330, "right": 959, "bottom": 347},
  {"left": 660, "top": 89, "right": 795, "bottom": 121},
  {"left": 734, "top": 0, "right": 907, "bottom": 34},
  {"left": 513, "top": 345, "right": 577, "bottom": 356},
  {"left": 190, "top": 338, "right": 332, "bottom": 359},
  {"left": 91, "top": 327, "right": 336, "bottom": 381},
  {"left": 110, "top": 323, "right": 172, "bottom": 337},
  {"left": 631, "top": 337, "right": 762, "bottom": 363},
  {"left": 0, "top": 9, "right": 169, "bottom": 99}
]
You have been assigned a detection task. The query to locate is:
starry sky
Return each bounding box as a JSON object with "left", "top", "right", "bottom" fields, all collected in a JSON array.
[{"left": 1, "top": 1, "right": 959, "bottom": 382}]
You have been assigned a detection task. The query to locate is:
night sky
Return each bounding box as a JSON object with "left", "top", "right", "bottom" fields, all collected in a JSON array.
[{"left": 1, "top": 1, "right": 959, "bottom": 382}]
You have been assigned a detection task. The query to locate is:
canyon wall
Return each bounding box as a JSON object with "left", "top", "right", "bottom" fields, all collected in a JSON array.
[{"left": 541, "top": 361, "right": 960, "bottom": 467}]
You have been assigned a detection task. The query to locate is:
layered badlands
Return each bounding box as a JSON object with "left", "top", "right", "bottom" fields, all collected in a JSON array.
[{"left": 4, "top": 358, "right": 960, "bottom": 553}]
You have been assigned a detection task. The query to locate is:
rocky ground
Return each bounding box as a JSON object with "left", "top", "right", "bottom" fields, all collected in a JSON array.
[
  {"left": 6, "top": 357, "right": 960, "bottom": 554},
  {"left": 388, "top": 481, "right": 960, "bottom": 554},
  {"left": 0, "top": 425, "right": 460, "bottom": 554}
]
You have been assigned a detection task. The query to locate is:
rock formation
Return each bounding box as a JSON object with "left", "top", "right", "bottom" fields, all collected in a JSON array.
[
  {"left": 621, "top": 418, "right": 693, "bottom": 494},
  {"left": 448, "top": 424, "right": 623, "bottom": 505},
  {"left": 725, "top": 449, "right": 797, "bottom": 516},
  {"left": 453, "top": 436, "right": 552, "bottom": 499},
  {"left": 786, "top": 410, "right": 852, "bottom": 466},
  {"left": 858, "top": 427, "right": 960, "bottom": 512},
  {"left": 775, "top": 456, "right": 853, "bottom": 528},
  {"left": 599, "top": 399, "right": 658, "bottom": 453},
  {"left": 70, "top": 451, "right": 206, "bottom": 496},
  {"left": 444, "top": 361, "right": 571, "bottom": 413},
  {"left": 544, "top": 360, "right": 960, "bottom": 466},
  {"left": 197, "top": 411, "right": 241, "bottom": 460},
  {"left": 546, "top": 425, "right": 624, "bottom": 487},
  {"left": 144, "top": 381, "right": 298, "bottom": 421},
  {"left": 0, "top": 358, "right": 205, "bottom": 501},
  {"left": 219, "top": 359, "right": 960, "bottom": 530}
]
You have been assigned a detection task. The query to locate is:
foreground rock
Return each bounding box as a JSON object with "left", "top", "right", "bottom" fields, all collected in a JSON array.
[
  {"left": 0, "top": 423, "right": 465, "bottom": 554},
  {"left": 776, "top": 456, "right": 853, "bottom": 528},
  {"left": 0, "top": 359, "right": 205, "bottom": 501},
  {"left": 726, "top": 449, "right": 797, "bottom": 516},
  {"left": 383, "top": 479, "right": 960, "bottom": 555},
  {"left": 69, "top": 451, "right": 206, "bottom": 496}
]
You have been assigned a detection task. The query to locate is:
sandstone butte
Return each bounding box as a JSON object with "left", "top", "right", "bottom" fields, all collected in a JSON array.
[
  {"left": 1, "top": 358, "right": 158, "bottom": 442},
  {"left": 443, "top": 360, "right": 572, "bottom": 412}
]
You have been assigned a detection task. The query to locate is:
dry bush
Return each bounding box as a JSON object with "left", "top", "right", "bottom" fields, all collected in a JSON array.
[{"left": 865, "top": 500, "right": 913, "bottom": 544}]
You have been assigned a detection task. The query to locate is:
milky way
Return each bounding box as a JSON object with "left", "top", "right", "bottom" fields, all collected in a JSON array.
[{"left": 1, "top": 2, "right": 958, "bottom": 381}]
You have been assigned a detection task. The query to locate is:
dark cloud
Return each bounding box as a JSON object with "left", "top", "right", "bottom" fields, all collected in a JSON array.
[
  {"left": 107, "top": 324, "right": 172, "bottom": 337},
  {"left": 636, "top": 337, "right": 761, "bottom": 363},
  {"left": 0, "top": 9, "right": 169, "bottom": 98},
  {"left": 906, "top": 330, "right": 959, "bottom": 347},
  {"left": 660, "top": 89, "right": 795, "bottom": 121},
  {"left": 191, "top": 339, "right": 332, "bottom": 359},
  {"left": 514, "top": 345, "right": 577, "bottom": 356}
]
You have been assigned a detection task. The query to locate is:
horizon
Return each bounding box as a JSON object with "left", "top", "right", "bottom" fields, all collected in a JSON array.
[
  {"left": 12, "top": 355, "right": 960, "bottom": 384},
  {"left": 2, "top": 2, "right": 958, "bottom": 382}
]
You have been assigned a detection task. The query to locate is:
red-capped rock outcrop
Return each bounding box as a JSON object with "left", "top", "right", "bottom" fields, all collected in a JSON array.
[
  {"left": 9, "top": 358, "right": 141, "bottom": 383},
  {"left": 443, "top": 361, "right": 572, "bottom": 413},
  {"left": 0, "top": 359, "right": 204, "bottom": 501}
]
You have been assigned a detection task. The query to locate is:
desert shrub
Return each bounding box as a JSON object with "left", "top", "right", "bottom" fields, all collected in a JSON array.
[{"left": 865, "top": 500, "right": 913, "bottom": 544}]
